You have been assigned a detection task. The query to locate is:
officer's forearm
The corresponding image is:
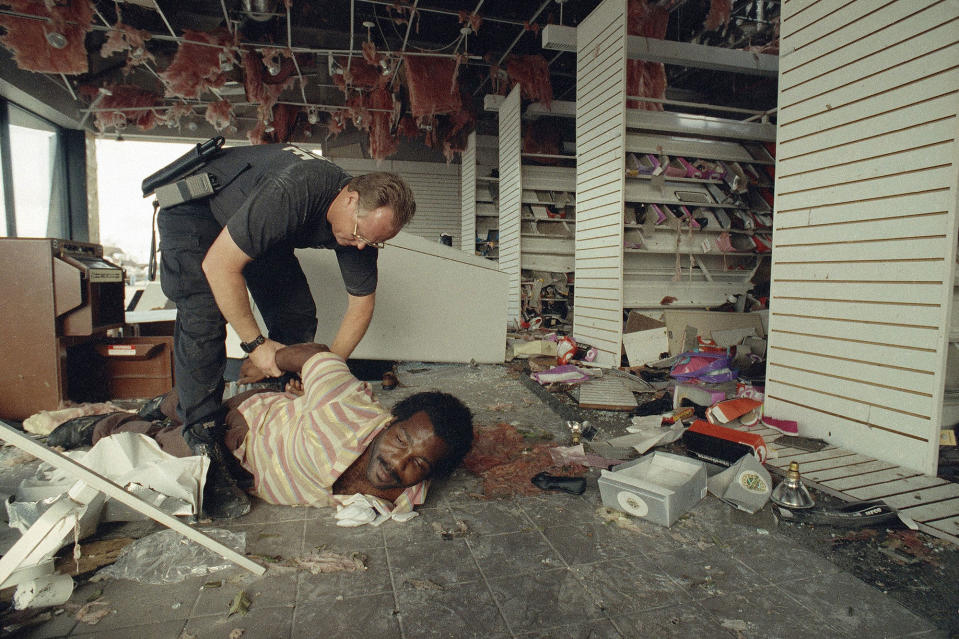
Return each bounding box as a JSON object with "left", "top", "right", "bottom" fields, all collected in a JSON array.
[{"left": 330, "top": 293, "right": 375, "bottom": 359}]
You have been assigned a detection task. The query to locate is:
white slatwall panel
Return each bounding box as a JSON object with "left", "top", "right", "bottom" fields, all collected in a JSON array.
[
  {"left": 575, "top": 0, "right": 627, "bottom": 367},
  {"left": 768, "top": 0, "right": 959, "bottom": 475},
  {"left": 331, "top": 158, "right": 461, "bottom": 245},
  {"left": 461, "top": 132, "right": 477, "bottom": 254},
  {"left": 499, "top": 85, "right": 523, "bottom": 324}
]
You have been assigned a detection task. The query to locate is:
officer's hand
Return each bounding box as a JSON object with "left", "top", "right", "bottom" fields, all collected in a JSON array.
[
  {"left": 249, "top": 338, "right": 284, "bottom": 377},
  {"left": 238, "top": 357, "right": 266, "bottom": 384}
]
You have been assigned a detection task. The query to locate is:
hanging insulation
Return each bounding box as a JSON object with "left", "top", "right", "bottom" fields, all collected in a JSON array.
[
  {"left": 505, "top": 55, "right": 553, "bottom": 108},
  {"left": 0, "top": 0, "right": 94, "bottom": 74},
  {"left": 158, "top": 29, "right": 235, "bottom": 99},
  {"left": 367, "top": 86, "right": 399, "bottom": 161},
  {"left": 522, "top": 118, "right": 561, "bottom": 165},
  {"left": 626, "top": 0, "right": 669, "bottom": 111},
  {"left": 704, "top": 0, "right": 733, "bottom": 31},
  {"left": 100, "top": 21, "right": 154, "bottom": 71},
  {"left": 81, "top": 84, "right": 160, "bottom": 131},
  {"left": 243, "top": 49, "right": 295, "bottom": 129},
  {"left": 204, "top": 100, "right": 234, "bottom": 131},
  {"left": 403, "top": 55, "right": 462, "bottom": 118}
]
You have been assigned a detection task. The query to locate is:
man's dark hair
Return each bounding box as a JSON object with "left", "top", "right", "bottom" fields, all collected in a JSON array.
[{"left": 390, "top": 391, "right": 473, "bottom": 478}]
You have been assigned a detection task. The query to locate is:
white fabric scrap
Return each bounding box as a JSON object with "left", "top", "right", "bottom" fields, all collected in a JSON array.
[
  {"left": 334, "top": 493, "right": 419, "bottom": 527},
  {"left": 609, "top": 421, "right": 686, "bottom": 455}
]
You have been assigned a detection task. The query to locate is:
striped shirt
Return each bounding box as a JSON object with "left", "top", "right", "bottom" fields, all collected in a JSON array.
[{"left": 231, "top": 351, "right": 426, "bottom": 513}]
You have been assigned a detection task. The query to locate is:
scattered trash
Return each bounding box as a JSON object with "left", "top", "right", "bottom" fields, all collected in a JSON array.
[
  {"left": 683, "top": 419, "right": 767, "bottom": 466},
  {"left": 463, "top": 423, "right": 586, "bottom": 499},
  {"left": 706, "top": 398, "right": 762, "bottom": 426},
  {"left": 74, "top": 600, "right": 112, "bottom": 625},
  {"left": 294, "top": 551, "right": 368, "bottom": 574},
  {"left": 706, "top": 454, "right": 772, "bottom": 514},
  {"left": 54, "top": 537, "right": 134, "bottom": 577},
  {"left": 93, "top": 529, "right": 245, "bottom": 584},
  {"left": 530, "top": 364, "right": 595, "bottom": 385},
  {"left": 432, "top": 520, "right": 470, "bottom": 540},
  {"left": 531, "top": 472, "right": 586, "bottom": 495},
  {"left": 762, "top": 415, "right": 799, "bottom": 434},
  {"left": 202, "top": 580, "right": 223, "bottom": 589},
  {"left": 227, "top": 590, "right": 251, "bottom": 617},
  {"left": 773, "top": 435, "right": 827, "bottom": 452},
  {"left": 229, "top": 629, "right": 245, "bottom": 639},
  {"left": 776, "top": 500, "right": 902, "bottom": 529}
]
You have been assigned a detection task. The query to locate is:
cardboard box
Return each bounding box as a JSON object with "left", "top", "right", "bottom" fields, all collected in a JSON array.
[
  {"left": 682, "top": 419, "right": 767, "bottom": 467},
  {"left": 598, "top": 451, "right": 707, "bottom": 527}
]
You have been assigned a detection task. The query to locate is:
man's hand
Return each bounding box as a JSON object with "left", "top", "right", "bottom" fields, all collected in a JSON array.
[
  {"left": 238, "top": 357, "right": 266, "bottom": 384},
  {"left": 248, "top": 338, "right": 284, "bottom": 377}
]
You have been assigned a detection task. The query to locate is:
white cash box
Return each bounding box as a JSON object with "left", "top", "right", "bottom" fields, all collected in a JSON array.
[{"left": 598, "top": 451, "right": 707, "bottom": 527}]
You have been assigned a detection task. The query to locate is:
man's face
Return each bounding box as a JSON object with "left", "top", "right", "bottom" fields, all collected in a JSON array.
[
  {"left": 333, "top": 196, "right": 398, "bottom": 249},
  {"left": 365, "top": 410, "right": 448, "bottom": 489}
]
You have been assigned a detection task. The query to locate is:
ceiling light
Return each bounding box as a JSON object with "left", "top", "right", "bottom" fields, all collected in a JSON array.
[
  {"left": 307, "top": 107, "right": 319, "bottom": 124},
  {"left": 45, "top": 31, "right": 68, "bottom": 49}
]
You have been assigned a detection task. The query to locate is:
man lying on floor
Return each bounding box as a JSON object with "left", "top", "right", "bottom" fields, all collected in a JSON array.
[{"left": 47, "top": 343, "right": 474, "bottom": 521}]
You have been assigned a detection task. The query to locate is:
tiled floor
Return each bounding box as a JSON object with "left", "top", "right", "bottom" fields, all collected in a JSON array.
[{"left": 3, "top": 363, "right": 955, "bottom": 638}]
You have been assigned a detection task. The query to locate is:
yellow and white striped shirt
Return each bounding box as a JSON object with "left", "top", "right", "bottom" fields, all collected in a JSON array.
[{"left": 231, "top": 351, "right": 426, "bottom": 512}]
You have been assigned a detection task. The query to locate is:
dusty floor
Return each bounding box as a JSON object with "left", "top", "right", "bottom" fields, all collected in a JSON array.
[{"left": 0, "top": 361, "right": 957, "bottom": 638}]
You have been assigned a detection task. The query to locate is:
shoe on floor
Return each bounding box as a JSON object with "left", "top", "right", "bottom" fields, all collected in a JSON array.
[
  {"left": 136, "top": 393, "right": 167, "bottom": 421},
  {"left": 46, "top": 413, "right": 114, "bottom": 449}
]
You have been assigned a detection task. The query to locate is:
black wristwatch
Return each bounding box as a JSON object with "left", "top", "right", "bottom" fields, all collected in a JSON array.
[{"left": 240, "top": 334, "right": 266, "bottom": 353}]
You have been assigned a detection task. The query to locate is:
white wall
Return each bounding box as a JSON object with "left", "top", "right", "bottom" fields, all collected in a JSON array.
[{"left": 765, "top": 0, "right": 959, "bottom": 474}]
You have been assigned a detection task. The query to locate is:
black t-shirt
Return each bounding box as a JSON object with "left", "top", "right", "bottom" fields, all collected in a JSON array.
[{"left": 203, "top": 144, "right": 377, "bottom": 296}]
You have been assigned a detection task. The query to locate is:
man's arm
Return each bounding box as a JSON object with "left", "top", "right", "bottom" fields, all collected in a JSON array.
[
  {"left": 330, "top": 292, "right": 375, "bottom": 359},
  {"left": 274, "top": 343, "right": 331, "bottom": 374},
  {"left": 202, "top": 228, "right": 283, "bottom": 376}
]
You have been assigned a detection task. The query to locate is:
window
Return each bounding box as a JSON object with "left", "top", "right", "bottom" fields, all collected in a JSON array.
[{"left": 0, "top": 103, "right": 69, "bottom": 238}]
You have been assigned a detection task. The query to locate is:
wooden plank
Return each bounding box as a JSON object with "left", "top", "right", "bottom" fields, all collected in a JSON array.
[
  {"left": 778, "top": 118, "right": 957, "bottom": 178},
  {"left": 776, "top": 164, "right": 955, "bottom": 211},
  {"left": 781, "top": 1, "right": 949, "bottom": 74},
  {"left": 576, "top": 376, "right": 637, "bottom": 411},
  {"left": 768, "top": 296, "right": 944, "bottom": 327},
  {"left": 461, "top": 133, "right": 476, "bottom": 255},
  {"left": 770, "top": 254, "right": 951, "bottom": 283},
  {"left": 766, "top": 346, "right": 936, "bottom": 403},
  {"left": 772, "top": 278, "right": 946, "bottom": 307},
  {"left": 880, "top": 483, "right": 959, "bottom": 510},
  {"left": 806, "top": 459, "right": 897, "bottom": 482},
  {"left": 0, "top": 421, "right": 265, "bottom": 576},
  {"left": 921, "top": 516, "right": 959, "bottom": 543},
  {"left": 767, "top": 314, "right": 941, "bottom": 353},
  {"left": 762, "top": 396, "right": 935, "bottom": 474},
  {"left": 783, "top": 67, "right": 959, "bottom": 144},
  {"left": 765, "top": 448, "right": 860, "bottom": 469},
  {"left": 821, "top": 467, "right": 925, "bottom": 492},
  {"left": 783, "top": 31, "right": 959, "bottom": 123},
  {"left": 778, "top": 93, "right": 958, "bottom": 158},
  {"left": 891, "top": 497, "right": 959, "bottom": 524},
  {"left": 790, "top": 453, "right": 876, "bottom": 474},
  {"left": 765, "top": 331, "right": 942, "bottom": 374}
]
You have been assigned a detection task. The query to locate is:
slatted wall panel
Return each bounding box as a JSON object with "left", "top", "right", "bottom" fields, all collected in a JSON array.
[
  {"left": 499, "top": 85, "right": 523, "bottom": 324},
  {"left": 332, "top": 158, "right": 461, "bottom": 245},
  {"left": 768, "top": 0, "right": 959, "bottom": 475},
  {"left": 461, "top": 132, "right": 477, "bottom": 254},
  {"left": 574, "top": 0, "right": 627, "bottom": 368}
]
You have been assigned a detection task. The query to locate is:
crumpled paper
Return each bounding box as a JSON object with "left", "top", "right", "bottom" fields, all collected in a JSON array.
[
  {"left": 334, "top": 493, "right": 419, "bottom": 527},
  {"left": 607, "top": 417, "right": 687, "bottom": 455},
  {"left": 15, "top": 432, "right": 207, "bottom": 520}
]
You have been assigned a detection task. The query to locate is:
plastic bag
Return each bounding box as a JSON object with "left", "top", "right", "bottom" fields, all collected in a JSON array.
[
  {"left": 670, "top": 351, "right": 736, "bottom": 383},
  {"left": 94, "top": 528, "right": 245, "bottom": 584}
]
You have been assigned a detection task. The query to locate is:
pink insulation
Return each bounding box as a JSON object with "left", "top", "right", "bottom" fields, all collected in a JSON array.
[
  {"left": 0, "top": 0, "right": 94, "bottom": 74},
  {"left": 158, "top": 29, "right": 235, "bottom": 99}
]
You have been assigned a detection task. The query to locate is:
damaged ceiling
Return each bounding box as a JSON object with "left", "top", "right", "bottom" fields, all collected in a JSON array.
[{"left": 0, "top": 0, "right": 780, "bottom": 161}]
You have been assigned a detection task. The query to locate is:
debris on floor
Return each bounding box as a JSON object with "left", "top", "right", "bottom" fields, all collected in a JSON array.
[
  {"left": 92, "top": 528, "right": 245, "bottom": 584},
  {"left": 463, "top": 423, "right": 586, "bottom": 499}
]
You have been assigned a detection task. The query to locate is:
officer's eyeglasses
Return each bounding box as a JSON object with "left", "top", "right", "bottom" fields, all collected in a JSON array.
[{"left": 353, "top": 206, "right": 385, "bottom": 249}]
